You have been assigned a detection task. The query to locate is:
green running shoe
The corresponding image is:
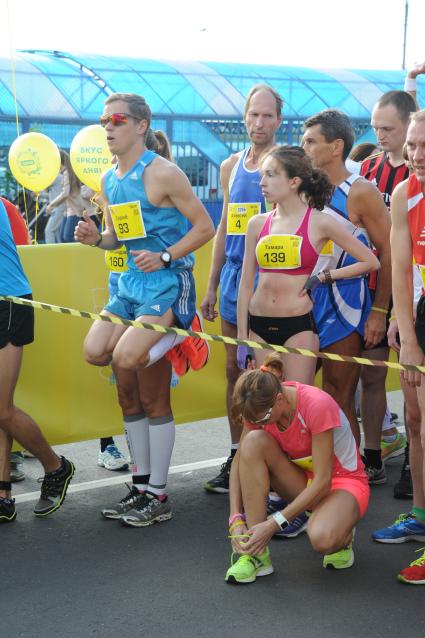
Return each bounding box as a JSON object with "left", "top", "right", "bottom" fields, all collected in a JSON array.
[
  {"left": 323, "top": 542, "right": 354, "bottom": 570},
  {"left": 225, "top": 547, "right": 274, "bottom": 584}
]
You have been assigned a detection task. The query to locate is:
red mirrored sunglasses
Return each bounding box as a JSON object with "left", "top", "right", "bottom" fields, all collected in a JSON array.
[{"left": 100, "top": 112, "right": 138, "bottom": 127}]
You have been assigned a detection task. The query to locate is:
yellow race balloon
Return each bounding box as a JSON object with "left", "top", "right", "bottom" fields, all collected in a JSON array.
[
  {"left": 8, "top": 132, "right": 61, "bottom": 192},
  {"left": 70, "top": 125, "right": 113, "bottom": 192}
]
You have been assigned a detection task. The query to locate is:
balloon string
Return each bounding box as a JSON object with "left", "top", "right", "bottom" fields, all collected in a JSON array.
[
  {"left": 5, "top": 0, "right": 30, "bottom": 231},
  {"left": 32, "top": 194, "right": 39, "bottom": 244}
]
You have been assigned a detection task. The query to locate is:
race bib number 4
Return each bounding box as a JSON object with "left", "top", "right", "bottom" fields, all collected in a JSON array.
[
  {"left": 227, "top": 202, "right": 261, "bottom": 235},
  {"left": 109, "top": 201, "right": 146, "bottom": 241},
  {"left": 105, "top": 245, "right": 127, "bottom": 272},
  {"left": 256, "top": 234, "right": 302, "bottom": 269}
]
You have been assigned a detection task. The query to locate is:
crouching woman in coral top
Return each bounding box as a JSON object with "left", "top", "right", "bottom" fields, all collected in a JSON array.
[{"left": 225, "top": 353, "right": 369, "bottom": 584}]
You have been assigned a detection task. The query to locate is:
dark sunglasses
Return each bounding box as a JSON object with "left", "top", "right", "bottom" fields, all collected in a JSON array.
[{"left": 100, "top": 112, "right": 139, "bottom": 127}]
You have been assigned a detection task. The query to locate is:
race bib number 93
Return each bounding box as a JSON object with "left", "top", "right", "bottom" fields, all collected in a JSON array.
[{"left": 109, "top": 201, "right": 146, "bottom": 241}]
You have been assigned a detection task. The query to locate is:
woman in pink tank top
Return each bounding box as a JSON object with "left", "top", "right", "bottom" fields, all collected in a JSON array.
[
  {"left": 224, "top": 353, "right": 369, "bottom": 584},
  {"left": 237, "top": 146, "right": 379, "bottom": 384}
]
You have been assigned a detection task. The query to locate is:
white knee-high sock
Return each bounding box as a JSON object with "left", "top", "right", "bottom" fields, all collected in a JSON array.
[
  {"left": 147, "top": 333, "right": 185, "bottom": 367},
  {"left": 124, "top": 413, "right": 150, "bottom": 491},
  {"left": 147, "top": 414, "right": 175, "bottom": 497}
]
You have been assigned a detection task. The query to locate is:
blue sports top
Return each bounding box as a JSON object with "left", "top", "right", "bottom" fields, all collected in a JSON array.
[
  {"left": 225, "top": 148, "right": 266, "bottom": 264},
  {"left": 313, "top": 173, "right": 370, "bottom": 275},
  {"left": 0, "top": 200, "right": 31, "bottom": 296},
  {"left": 104, "top": 150, "right": 194, "bottom": 272}
]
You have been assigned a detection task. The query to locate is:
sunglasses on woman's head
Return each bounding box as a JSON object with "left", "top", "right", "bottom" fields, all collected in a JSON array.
[
  {"left": 100, "top": 112, "right": 137, "bottom": 127},
  {"left": 251, "top": 405, "right": 274, "bottom": 425}
]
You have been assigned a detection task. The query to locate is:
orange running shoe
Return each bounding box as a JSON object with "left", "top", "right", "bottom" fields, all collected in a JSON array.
[
  {"left": 180, "top": 311, "right": 210, "bottom": 371},
  {"left": 165, "top": 344, "right": 190, "bottom": 377}
]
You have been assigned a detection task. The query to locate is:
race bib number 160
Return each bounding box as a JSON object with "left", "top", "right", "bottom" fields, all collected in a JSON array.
[{"left": 109, "top": 201, "right": 146, "bottom": 241}]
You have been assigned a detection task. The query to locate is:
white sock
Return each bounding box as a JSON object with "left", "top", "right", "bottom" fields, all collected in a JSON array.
[
  {"left": 381, "top": 407, "right": 392, "bottom": 432},
  {"left": 147, "top": 415, "right": 175, "bottom": 497},
  {"left": 124, "top": 413, "right": 150, "bottom": 491},
  {"left": 146, "top": 333, "right": 185, "bottom": 367}
]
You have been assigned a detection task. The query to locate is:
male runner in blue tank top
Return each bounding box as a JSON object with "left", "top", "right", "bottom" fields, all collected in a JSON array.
[
  {"left": 76, "top": 93, "right": 214, "bottom": 527},
  {"left": 302, "top": 109, "right": 391, "bottom": 446},
  {"left": 200, "top": 85, "right": 283, "bottom": 494}
]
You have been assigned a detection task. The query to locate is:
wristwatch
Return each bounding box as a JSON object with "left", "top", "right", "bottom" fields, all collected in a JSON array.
[
  {"left": 90, "top": 232, "right": 103, "bottom": 247},
  {"left": 270, "top": 511, "right": 289, "bottom": 531},
  {"left": 160, "top": 250, "right": 172, "bottom": 268}
]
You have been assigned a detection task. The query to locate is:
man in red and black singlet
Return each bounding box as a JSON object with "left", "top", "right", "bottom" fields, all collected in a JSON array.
[
  {"left": 384, "top": 109, "right": 425, "bottom": 585},
  {"left": 361, "top": 151, "right": 408, "bottom": 207},
  {"left": 358, "top": 90, "right": 417, "bottom": 486}
]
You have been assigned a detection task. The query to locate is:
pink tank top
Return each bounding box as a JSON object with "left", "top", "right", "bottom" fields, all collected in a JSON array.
[{"left": 256, "top": 207, "right": 318, "bottom": 275}]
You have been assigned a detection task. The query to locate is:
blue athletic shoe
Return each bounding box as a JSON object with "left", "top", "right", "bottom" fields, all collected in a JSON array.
[
  {"left": 267, "top": 496, "right": 288, "bottom": 515},
  {"left": 372, "top": 512, "right": 425, "bottom": 544},
  {"left": 274, "top": 512, "right": 309, "bottom": 539}
]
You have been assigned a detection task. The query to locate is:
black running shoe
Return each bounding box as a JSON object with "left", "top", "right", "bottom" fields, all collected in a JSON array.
[
  {"left": 0, "top": 497, "right": 16, "bottom": 523},
  {"left": 393, "top": 461, "right": 413, "bottom": 499},
  {"left": 33, "top": 456, "right": 75, "bottom": 516},
  {"left": 203, "top": 456, "right": 232, "bottom": 493}
]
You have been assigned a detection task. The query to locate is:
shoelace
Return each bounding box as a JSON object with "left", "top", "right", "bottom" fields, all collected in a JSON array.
[
  {"left": 393, "top": 512, "right": 413, "bottom": 525},
  {"left": 409, "top": 547, "right": 425, "bottom": 566},
  {"left": 106, "top": 445, "right": 124, "bottom": 459},
  {"left": 218, "top": 458, "right": 232, "bottom": 477},
  {"left": 120, "top": 484, "right": 142, "bottom": 506},
  {"left": 38, "top": 473, "right": 64, "bottom": 497}
]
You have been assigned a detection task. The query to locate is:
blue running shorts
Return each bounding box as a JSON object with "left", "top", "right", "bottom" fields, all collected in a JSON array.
[
  {"left": 219, "top": 259, "right": 243, "bottom": 326},
  {"left": 105, "top": 268, "right": 196, "bottom": 329},
  {"left": 312, "top": 277, "right": 371, "bottom": 349}
]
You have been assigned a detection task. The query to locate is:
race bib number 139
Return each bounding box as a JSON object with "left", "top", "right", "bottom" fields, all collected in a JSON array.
[
  {"left": 256, "top": 234, "right": 302, "bottom": 269},
  {"left": 109, "top": 200, "right": 146, "bottom": 241}
]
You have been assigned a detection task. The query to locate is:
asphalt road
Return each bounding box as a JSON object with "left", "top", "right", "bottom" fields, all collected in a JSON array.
[
  {"left": 3, "top": 465, "right": 423, "bottom": 637},
  {"left": 3, "top": 394, "right": 423, "bottom": 638}
]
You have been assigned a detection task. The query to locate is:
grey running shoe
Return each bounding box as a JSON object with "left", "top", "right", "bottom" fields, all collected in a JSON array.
[
  {"left": 101, "top": 484, "right": 145, "bottom": 519},
  {"left": 366, "top": 464, "right": 387, "bottom": 485},
  {"left": 121, "top": 494, "right": 172, "bottom": 527},
  {"left": 10, "top": 452, "right": 25, "bottom": 482},
  {"left": 33, "top": 456, "right": 75, "bottom": 516}
]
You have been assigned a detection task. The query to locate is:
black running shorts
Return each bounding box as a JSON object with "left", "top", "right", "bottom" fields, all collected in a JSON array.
[{"left": 0, "top": 294, "right": 34, "bottom": 349}]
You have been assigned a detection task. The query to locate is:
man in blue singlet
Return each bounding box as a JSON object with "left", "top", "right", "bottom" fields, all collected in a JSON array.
[
  {"left": 76, "top": 93, "right": 214, "bottom": 527},
  {"left": 0, "top": 199, "right": 75, "bottom": 523},
  {"left": 201, "top": 85, "right": 283, "bottom": 494},
  {"left": 302, "top": 109, "right": 391, "bottom": 446}
]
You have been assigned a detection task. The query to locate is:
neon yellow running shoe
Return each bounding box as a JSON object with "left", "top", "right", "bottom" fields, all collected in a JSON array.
[
  {"left": 381, "top": 432, "right": 407, "bottom": 461},
  {"left": 323, "top": 542, "right": 354, "bottom": 569},
  {"left": 225, "top": 547, "right": 274, "bottom": 584}
]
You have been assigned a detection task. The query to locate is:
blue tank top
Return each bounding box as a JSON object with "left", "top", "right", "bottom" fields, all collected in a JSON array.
[
  {"left": 0, "top": 201, "right": 31, "bottom": 296},
  {"left": 313, "top": 174, "right": 370, "bottom": 274},
  {"left": 104, "top": 150, "right": 194, "bottom": 272},
  {"left": 225, "top": 148, "right": 266, "bottom": 264}
]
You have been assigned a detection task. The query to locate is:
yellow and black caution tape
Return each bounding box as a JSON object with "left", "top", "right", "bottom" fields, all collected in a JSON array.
[{"left": 1, "top": 294, "right": 425, "bottom": 374}]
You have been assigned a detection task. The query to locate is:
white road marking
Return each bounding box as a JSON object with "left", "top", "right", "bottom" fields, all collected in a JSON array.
[{"left": 14, "top": 457, "right": 227, "bottom": 504}]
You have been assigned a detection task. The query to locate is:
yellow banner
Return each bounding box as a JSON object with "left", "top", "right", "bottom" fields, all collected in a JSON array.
[{"left": 16, "top": 241, "right": 224, "bottom": 445}]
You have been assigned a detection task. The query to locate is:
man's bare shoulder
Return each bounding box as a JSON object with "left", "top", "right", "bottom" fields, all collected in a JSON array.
[
  {"left": 150, "top": 156, "right": 187, "bottom": 183},
  {"left": 221, "top": 152, "right": 241, "bottom": 179},
  {"left": 349, "top": 175, "right": 381, "bottom": 197}
]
